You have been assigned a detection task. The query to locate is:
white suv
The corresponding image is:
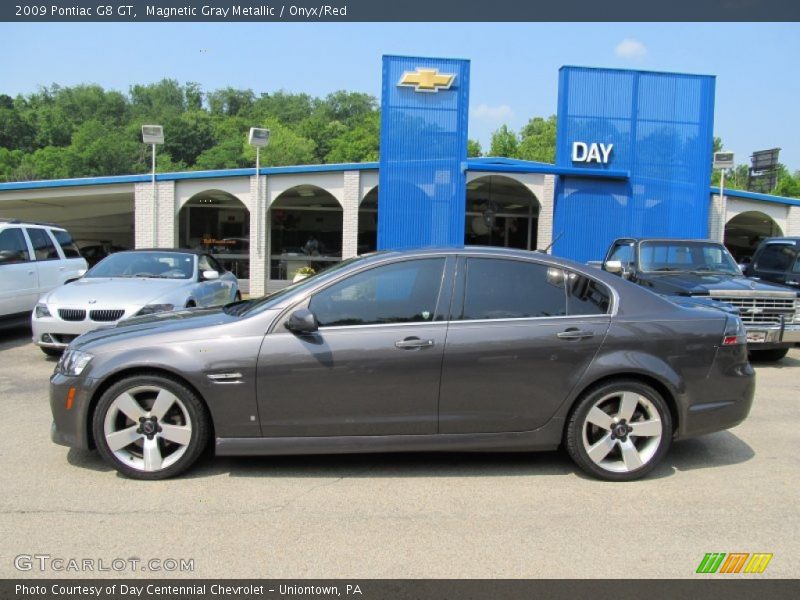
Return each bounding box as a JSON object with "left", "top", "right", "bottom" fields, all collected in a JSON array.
[{"left": 0, "top": 219, "right": 88, "bottom": 326}]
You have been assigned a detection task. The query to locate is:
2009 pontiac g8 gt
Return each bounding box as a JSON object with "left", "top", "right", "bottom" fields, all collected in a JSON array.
[{"left": 50, "top": 247, "right": 755, "bottom": 481}]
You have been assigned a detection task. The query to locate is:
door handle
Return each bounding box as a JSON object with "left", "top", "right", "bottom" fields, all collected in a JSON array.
[
  {"left": 557, "top": 329, "right": 594, "bottom": 341},
  {"left": 395, "top": 337, "right": 435, "bottom": 350}
]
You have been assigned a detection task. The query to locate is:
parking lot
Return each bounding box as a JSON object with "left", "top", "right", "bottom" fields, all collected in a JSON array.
[{"left": 1, "top": 324, "right": 798, "bottom": 579}]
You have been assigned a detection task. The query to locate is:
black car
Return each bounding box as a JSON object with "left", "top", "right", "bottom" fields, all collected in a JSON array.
[
  {"left": 50, "top": 247, "right": 754, "bottom": 481},
  {"left": 602, "top": 238, "right": 800, "bottom": 362},
  {"left": 744, "top": 237, "right": 800, "bottom": 289}
]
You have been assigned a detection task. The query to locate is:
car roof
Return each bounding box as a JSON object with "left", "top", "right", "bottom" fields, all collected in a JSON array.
[
  {"left": 762, "top": 237, "right": 800, "bottom": 245},
  {"left": 0, "top": 218, "right": 64, "bottom": 229},
  {"left": 615, "top": 238, "right": 723, "bottom": 244}
]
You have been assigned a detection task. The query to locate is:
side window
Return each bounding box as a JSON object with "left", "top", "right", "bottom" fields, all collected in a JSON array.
[
  {"left": 756, "top": 245, "right": 793, "bottom": 272},
  {"left": 50, "top": 229, "right": 81, "bottom": 258},
  {"left": 25, "top": 228, "right": 60, "bottom": 261},
  {"left": 566, "top": 271, "right": 612, "bottom": 315},
  {"left": 309, "top": 258, "right": 445, "bottom": 327},
  {"left": 608, "top": 243, "right": 634, "bottom": 265},
  {"left": 0, "top": 228, "right": 32, "bottom": 264},
  {"left": 792, "top": 252, "right": 800, "bottom": 274},
  {"left": 461, "top": 258, "right": 567, "bottom": 320}
]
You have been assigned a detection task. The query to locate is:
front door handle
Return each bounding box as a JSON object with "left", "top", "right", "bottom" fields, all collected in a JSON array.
[
  {"left": 395, "top": 337, "right": 435, "bottom": 350},
  {"left": 557, "top": 329, "right": 594, "bottom": 341}
]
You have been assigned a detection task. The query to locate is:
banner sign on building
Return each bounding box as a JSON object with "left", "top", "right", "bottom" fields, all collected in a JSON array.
[{"left": 378, "top": 55, "right": 470, "bottom": 250}]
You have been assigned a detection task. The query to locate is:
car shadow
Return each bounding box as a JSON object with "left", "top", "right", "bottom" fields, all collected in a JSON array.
[
  {"left": 750, "top": 354, "right": 800, "bottom": 369},
  {"left": 0, "top": 323, "right": 32, "bottom": 351},
  {"left": 63, "top": 432, "right": 754, "bottom": 482}
]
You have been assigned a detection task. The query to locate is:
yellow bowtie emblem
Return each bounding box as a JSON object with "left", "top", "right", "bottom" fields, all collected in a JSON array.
[{"left": 398, "top": 68, "right": 456, "bottom": 93}]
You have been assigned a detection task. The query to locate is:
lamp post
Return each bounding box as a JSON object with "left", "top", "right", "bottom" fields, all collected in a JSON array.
[
  {"left": 142, "top": 125, "right": 164, "bottom": 246},
  {"left": 248, "top": 128, "right": 270, "bottom": 257}
]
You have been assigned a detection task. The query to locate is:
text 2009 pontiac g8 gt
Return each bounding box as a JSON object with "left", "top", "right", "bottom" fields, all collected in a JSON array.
[{"left": 50, "top": 248, "right": 755, "bottom": 481}]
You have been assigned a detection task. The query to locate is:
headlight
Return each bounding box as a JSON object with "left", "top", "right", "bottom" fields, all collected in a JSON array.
[
  {"left": 57, "top": 350, "right": 93, "bottom": 376},
  {"left": 135, "top": 304, "right": 175, "bottom": 316},
  {"left": 34, "top": 303, "right": 51, "bottom": 318}
]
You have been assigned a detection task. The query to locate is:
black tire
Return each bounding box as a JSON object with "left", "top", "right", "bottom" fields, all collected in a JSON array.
[
  {"left": 185, "top": 300, "right": 196, "bottom": 308},
  {"left": 92, "top": 374, "right": 210, "bottom": 480},
  {"left": 566, "top": 380, "right": 672, "bottom": 482},
  {"left": 40, "top": 346, "right": 62, "bottom": 357},
  {"left": 749, "top": 348, "right": 789, "bottom": 362}
]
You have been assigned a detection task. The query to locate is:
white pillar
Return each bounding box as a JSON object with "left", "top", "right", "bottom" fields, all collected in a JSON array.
[
  {"left": 708, "top": 193, "right": 727, "bottom": 242},
  {"left": 248, "top": 173, "right": 268, "bottom": 297},
  {"left": 342, "top": 171, "right": 360, "bottom": 259},
  {"left": 134, "top": 180, "right": 175, "bottom": 248},
  {"left": 537, "top": 175, "right": 556, "bottom": 251}
]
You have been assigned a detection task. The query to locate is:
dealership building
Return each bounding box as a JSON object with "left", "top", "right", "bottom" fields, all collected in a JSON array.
[{"left": 1, "top": 55, "right": 799, "bottom": 296}]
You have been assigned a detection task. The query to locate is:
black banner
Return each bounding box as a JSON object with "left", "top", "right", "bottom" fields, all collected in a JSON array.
[
  {"left": 2, "top": 0, "right": 800, "bottom": 22},
  {"left": 3, "top": 580, "right": 800, "bottom": 600}
]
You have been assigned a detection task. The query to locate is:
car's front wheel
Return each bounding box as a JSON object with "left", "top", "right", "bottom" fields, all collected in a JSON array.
[
  {"left": 566, "top": 380, "right": 672, "bottom": 481},
  {"left": 40, "top": 346, "right": 62, "bottom": 358},
  {"left": 92, "top": 374, "right": 209, "bottom": 480}
]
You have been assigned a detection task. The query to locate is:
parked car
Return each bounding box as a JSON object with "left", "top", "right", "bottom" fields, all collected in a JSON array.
[
  {"left": 744, "top": 237, "right": 800, "bottom": 289},
  {"left": 0, "top": 219, "right": 87, "bottom": 327},
  {"left": 33, "top": 249, "right": 239, "bottom": 356},
  {"left": 600, "top": 238, "right": 800, "bottom": 362},
  {"left": 50, "top": 247, "right": 754, "bottom": 481},
  {"left": 75, "top": 240, "right": 127, "bottom": 268}
]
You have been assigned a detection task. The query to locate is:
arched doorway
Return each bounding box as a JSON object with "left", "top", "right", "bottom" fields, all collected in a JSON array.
[
  {"left": 465, "top": 175, "right": 540, "bottom": 250},
  {"left": 177, "top": 190, "right": 250, "bottom": 290},
  {"left": 269, "top": 185, "right": 343, "bottom": 281},
  {"left": 724, "top": 211, "right": 784, "bottom": 262},
  {"left": 358, "top": 186, "right": 378, "bottom": 254}
]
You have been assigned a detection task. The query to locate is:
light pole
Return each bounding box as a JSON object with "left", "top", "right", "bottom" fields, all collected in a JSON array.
[
  {"left": 142, "top": 125, "right": 164, "bottom": 246},
  {"left": 248, "top": 128, "right": 270, "bottom": 257}
]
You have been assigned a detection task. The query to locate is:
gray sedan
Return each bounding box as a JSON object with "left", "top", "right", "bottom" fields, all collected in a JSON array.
[
  {"left": 33, "top": 249, "right": 239, "bottom": 355},
  {"left": 49, "top": 247, "right": 754, "bottom": 481}
]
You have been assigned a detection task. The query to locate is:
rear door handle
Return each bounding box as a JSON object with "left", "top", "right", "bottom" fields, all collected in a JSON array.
[
  {"left": 395, "top": 337, "right": 435, "bottom": 350},
  {"left": 557, "top": 329, "right": 594, "bottom": 341}
]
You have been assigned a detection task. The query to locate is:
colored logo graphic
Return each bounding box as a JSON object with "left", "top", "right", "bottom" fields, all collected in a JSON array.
[
  {"left": 397, "top": 68, "right": 455, "bottom": 93},
  {"left": 696, "top": 553, "right": 773, "bottom": 574}
]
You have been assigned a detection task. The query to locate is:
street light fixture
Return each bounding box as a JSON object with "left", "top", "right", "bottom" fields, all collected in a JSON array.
[
  {"left": 249, "top": 128, "right": 270, "bottom": 256},
  {"left": 142, "top": 125, "right": 164, "bottom": 246}
]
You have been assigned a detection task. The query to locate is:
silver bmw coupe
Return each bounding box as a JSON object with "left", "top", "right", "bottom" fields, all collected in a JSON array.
[{"left": 32, "top": 249, "right": 239, "bottom": 355}]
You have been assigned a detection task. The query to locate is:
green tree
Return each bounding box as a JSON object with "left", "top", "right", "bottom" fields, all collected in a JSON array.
[
  {"left": 518, "top": 115, "right": 556, "bottom": 163},
  {"left": 467, "top": 139, "right": 482, "bottom": 158},
  {"left": 489, "top": 125, "right": 519, "bottom": 157},
  {"left": 325, "top": 112, "right": 380, "bottom": 163}
]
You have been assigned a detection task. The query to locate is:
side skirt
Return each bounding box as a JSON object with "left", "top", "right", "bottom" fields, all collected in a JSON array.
[{"left": 216, "top": 419, "right": 564, "bottom": 457}]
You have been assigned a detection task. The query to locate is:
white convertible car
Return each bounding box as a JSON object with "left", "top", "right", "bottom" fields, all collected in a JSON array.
[{"left": 32, "top": 249, "right": 239, "bottom": 356}]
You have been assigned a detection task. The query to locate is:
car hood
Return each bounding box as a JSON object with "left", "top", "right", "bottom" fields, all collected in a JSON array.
[
  {"left": 43, "top": 277, "right": 189, "bottom": 306},
  {"left": 638, "top": 272, "right": 795, "bottom": 296},
  {"left": 71, "top": 306, "right": 235, "bottom": 351}
]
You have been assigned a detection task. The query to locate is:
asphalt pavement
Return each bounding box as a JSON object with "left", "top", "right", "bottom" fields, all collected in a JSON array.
[{"left": 1, "top": 324, "right": 797, "bottom": 579}]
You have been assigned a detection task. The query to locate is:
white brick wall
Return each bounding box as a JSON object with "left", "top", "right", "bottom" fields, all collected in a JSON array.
[
  {"left": 342, "top": 171, "right": 360, "bottom": 259},
  {"left": 248, "top": 174, "right": 267, "bottom": 297},
  {"left": 787, "top": 206, "right": 800, "bottom": 238},
  {"left": 708, "top": 193, "right": 727, "bottom": 242},
  {"left": 537, "top": 175, "right": 556, "bottom": 251},
  {"left": 134, "top": 180, "right": 175, "bottom": 248}
]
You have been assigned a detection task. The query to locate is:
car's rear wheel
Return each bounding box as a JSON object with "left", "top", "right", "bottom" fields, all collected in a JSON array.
[
  {"left": 566, "top": 380, "right": 672, "bottom": 481},
  {"left": 749, "top": 348, "right": 789, "bottom": 362},
  {"left": 92, "top": 375, "right": 209, "bottom": 480}
]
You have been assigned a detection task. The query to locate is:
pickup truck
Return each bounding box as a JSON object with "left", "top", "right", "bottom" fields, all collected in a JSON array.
[
  {"left": 744, "top": 237, "right": 800, "bottom": 289},
  {"left": 598, "top": 238, "right": 800, "bottom": 361}
]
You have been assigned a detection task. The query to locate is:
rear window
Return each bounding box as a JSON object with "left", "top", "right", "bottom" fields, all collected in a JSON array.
[
  {"left": 0, "top": 228, "right": 31, "bottom": 264},
  {"left": 51, "top": 229, "right": 81, "bottom": 259},
  {"left": 756, "top": 244, "right": 794, "bottom": 272}
]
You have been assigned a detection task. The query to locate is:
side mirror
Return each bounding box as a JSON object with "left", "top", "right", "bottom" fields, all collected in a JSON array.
[
  {"left": 202, "top": 270, "right": 220, "bottom": 281},
  {"left": 604, "top": 260, "right": 623, "bottom": 274},
  {"left": 286, "top": 308, "right": 318, "bottom": 334}
]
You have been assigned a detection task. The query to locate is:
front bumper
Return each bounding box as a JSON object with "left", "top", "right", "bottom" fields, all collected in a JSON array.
[
  {"left": 50, "top": 372, "right": 98, "bottom": 450},
  {"left": 743, "top": 323, "right": 800, "bottom": 347},
  {"left": 33, "top": 316, "right": 116, "bottom": 349}
]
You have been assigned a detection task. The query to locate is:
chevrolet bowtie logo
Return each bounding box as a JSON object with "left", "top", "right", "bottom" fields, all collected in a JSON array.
[{"left": 398, "top": 68, "right": 455, "bottom": 93}]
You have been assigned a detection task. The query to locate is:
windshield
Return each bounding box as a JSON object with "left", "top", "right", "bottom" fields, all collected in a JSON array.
[
  {"left": 86, "top": 251, "right": 195, "bottom": 279},
  {"left": 639, "top": 241, "right": 740, "bottom": 275},
  {"left": 231, "top": 256, "right": 365, "bottom": 317}
]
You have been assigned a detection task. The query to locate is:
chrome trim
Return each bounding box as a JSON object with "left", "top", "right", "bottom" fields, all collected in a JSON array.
[{"left": 207, "top": 372, "right": 243, "bottom": 381}]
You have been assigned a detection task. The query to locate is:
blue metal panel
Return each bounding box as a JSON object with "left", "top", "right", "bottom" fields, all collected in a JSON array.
[
  {"left": 378, "top": 55, "right": 470, "bottom": 250},
  {"left": 553, "top": 67, "right": 716, "bottom": 262}
]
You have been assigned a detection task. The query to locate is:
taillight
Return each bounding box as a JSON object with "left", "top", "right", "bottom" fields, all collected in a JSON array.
[{"left": 721, "top": 316, "right": 746, "bottom": 346}]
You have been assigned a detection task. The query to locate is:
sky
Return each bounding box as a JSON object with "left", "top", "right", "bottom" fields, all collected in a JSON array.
[{"left": 1, "top": 22, "right": 799, "bottom": 171}]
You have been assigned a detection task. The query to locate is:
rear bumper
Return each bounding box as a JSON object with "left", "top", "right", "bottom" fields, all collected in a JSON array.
[{"left": 675, "top": 347, "right": 755, "bottom": 440}]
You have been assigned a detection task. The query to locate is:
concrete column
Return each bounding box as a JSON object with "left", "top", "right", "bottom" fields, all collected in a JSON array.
[
  {"left": 133, "top": 180, "right": 176, "bottom": 248},
  {"left": 342, "top": 171, "right": 360, "bottom": 259},
  {"left": 537, "top": 175, "right": 556, "bottom": 251},
  {"left": 248, "top": 174, "right": 268, "bottom": 298},
  {"left": 708, "top": 193, "right": 728, "bottom": 242},
  {"left": 787, "top": 206, "right": 800, "bottom": 238}
]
